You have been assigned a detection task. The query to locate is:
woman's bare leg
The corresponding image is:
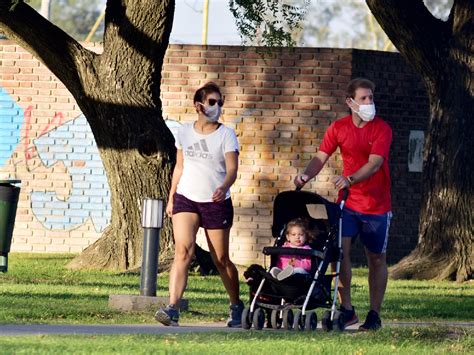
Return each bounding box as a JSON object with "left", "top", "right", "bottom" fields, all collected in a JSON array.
[
  {"left": 168, "top": 212, "right": 200, "bottom": 305},
  {"left": 205, "top": 228, "right": 240, "bottom": 304}
]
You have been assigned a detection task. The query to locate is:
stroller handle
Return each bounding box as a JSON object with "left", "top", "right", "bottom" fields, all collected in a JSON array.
[
  {"left": 341, "top": 188, "right": 349, "bottom": 202},
  {"left": 295, "top": 183, "right": 350, "bottom": 203}
]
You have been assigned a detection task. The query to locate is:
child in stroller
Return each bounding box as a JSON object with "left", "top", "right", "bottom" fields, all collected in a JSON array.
[
  {"left": 242, "top": 189, "right": 349, "bottom": 331},
  {"left": 269, "top": 218, "right": 313, "bottom": 281}
]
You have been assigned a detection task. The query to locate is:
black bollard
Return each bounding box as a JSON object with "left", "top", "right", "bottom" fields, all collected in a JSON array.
[
  {"left": 140, "top": 198, "right": 163, "bottom": 297},
  {"left": 0, "top": 180, "right": 21, "bottom": 273}
]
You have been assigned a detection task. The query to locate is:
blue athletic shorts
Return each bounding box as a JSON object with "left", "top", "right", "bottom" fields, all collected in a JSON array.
[
  {"left": 172, "top": 193, "right": 234, "bottom": 230},
  {"left": 342, "top": 207, "right": 392, "bottom": 254}
]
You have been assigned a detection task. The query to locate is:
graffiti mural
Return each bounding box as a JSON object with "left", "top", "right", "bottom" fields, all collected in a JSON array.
[
  {"left": 0, "top": 87, "right": 24, "bottom": 167},
  {"left": 31, "top": 114, "right": 112, "bottom": 232},
  {"left": 1, "top": 83, "right": 182, "bottom": 235},
  {"left": 30, "top": 116, "right": 181, "bottom": 232}
]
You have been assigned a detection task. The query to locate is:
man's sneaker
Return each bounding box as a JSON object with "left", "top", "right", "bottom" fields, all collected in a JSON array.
[
  {"left": 226, "top": 300, "right": 244, "bottom": 328},
  {"left": 359, "top": 310, "right": 382, "bottom": 331},
  {"left": 277, "top": 265, "right": 294, "bottom": 280},
  {"left": 340, "top": 305, "right": 359, "bottom": 328},
  {"left": 155, "top": 304, "right": 180, "bottom": 326}
]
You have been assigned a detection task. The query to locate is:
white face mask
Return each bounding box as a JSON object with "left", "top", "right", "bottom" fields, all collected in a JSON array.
[
  {"left": 351, "top": 99, "right": 376, "bottom": 122},
  {"left": 199, "top": 102, "right": 221, "bottom": 122}
]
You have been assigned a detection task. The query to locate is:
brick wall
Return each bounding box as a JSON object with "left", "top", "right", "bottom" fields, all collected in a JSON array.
[
  {"left": 0, "top": 41, "right": 428, "bottom": 265},
  {"left": 350, "top": 49, "right": 428, "bottom": 262}
]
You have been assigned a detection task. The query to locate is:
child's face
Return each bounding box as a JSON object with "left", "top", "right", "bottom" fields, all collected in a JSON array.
[{"left": 286, "top": 226, "right": 307, "bottom": 247}]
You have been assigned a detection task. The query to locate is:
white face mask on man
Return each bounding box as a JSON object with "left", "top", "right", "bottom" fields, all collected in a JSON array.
[
  {"left": 351, "top": 99, "right": 376, "bottom": 122},
  {"left": 199, "top": 101, "right": 222, "bottom": 122}
]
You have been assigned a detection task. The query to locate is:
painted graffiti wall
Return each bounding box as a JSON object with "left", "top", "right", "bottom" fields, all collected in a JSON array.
[{"left": 0, "top": 42, "right": 108, "bottom": 252}]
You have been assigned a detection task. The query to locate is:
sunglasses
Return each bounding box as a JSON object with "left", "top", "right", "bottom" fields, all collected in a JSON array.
[{"left": 207, "top": 98, "right": 224, "bottom": 107}]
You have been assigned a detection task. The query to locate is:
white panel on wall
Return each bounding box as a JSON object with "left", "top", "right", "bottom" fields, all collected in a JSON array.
[{"left": 408, "top": 130, "right": 424, "bottom": 173}]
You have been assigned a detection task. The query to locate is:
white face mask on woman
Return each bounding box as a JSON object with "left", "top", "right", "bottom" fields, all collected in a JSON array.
[
  {"left": 351, "top": 99, "right": 376, "bottom": 122},
  {"left": 199, "top": 101, "right": 222, "bottom": 122}
]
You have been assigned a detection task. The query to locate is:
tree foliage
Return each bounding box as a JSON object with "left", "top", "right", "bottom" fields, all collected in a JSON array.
[
  {"left": 26, "top": 0, "right": 105, "bottom": 41},
  {"left": 297, "top": 2, "right": 396, "bottom": 50},
  {"left": 229, "top": 0, "right": 310, "bottom": 46}
]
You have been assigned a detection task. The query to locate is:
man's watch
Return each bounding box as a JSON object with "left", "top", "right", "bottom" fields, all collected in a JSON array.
[{"left": 347, "top": 176, "right": 355, "bottom": 186}]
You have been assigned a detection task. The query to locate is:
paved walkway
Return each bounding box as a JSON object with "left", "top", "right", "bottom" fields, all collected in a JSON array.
[{"left": 1, "top": 322, "right": 472, "bottom": 336}]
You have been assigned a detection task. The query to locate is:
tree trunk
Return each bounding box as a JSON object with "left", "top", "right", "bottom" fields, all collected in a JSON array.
[
  {"left": 67, "top": 102, "right": 176, "bottom": 270},
  {"left": 0, "top": 0, "right": 178, "bottom": 270},
  {"left": 368, "top": 0, "right": 473, "bottom": 281},
  {"left": 390, "top": 70, "right": 473, "bottom": 281},
  {"left": 68, "top": 0, "right": 177, "bottom": 270}
]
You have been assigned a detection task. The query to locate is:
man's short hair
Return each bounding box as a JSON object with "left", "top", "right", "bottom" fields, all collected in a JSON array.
[{"left": 346, "top": 78, "right": 375, "bottom": 99}]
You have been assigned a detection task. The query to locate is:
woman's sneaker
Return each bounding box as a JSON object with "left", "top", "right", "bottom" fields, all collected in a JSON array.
[
  {"left": 359, "top": 310, "right": 382, "bottom": 331},
  {"left": 226, "top": 300, "right": 244, "bottom": 328},
  {"left": 155, "top": 304, "right": 180, "bottom": 326},
  {"left": 340, "top": 305, "right": 359, "bottom": 328}
]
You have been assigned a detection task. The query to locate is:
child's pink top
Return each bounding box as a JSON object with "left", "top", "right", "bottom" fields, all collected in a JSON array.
[{"left": 276, "top": 241, "right": 312, "bottom": 271}]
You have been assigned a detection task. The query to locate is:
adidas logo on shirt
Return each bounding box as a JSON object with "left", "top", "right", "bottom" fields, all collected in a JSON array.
[{"left": 184, "top": 139, "right": 213, "bottom": 159}]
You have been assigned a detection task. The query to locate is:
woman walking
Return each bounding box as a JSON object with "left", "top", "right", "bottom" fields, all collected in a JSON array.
[{"left": 155, "top": 82, "right": 243, "bottom": 327}]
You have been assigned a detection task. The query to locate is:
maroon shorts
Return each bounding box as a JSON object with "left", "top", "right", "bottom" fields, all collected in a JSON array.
[{"left": 172, "top": 193, "right": 234, "bottom": 230}]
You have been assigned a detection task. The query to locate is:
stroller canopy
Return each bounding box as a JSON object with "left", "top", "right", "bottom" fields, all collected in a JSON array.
[{"left": 271, "top": 190, "right": 340, "bottom": 239}]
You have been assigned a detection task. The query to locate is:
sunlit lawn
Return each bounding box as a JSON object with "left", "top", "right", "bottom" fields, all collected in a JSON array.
[
  {"left": 1, "top": 253, "right": 472, "bottom": 325},
  {"left": 1, "top": 329, "right": 472, "bottom": 354},
  {"left": 0, "top": 253, "right": 472, "bottom": 354}
]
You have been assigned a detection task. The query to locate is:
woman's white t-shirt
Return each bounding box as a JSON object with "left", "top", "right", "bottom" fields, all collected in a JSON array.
[{"left": 176, "top": 122, "right": 239, "bottom": 202}]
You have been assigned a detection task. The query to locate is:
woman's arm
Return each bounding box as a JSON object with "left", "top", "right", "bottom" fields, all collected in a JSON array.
[
  {"left": 166, "top": 149, "right": 184, "bottom": 217},
  {"left": 212, "top": 151, "right": 238, "bottom": 202}
]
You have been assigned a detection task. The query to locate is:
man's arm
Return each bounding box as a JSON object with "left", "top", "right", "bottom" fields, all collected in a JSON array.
[
  {"left": 333, "top": 154, "right": 384, "bottom": 190},
  {"left": 294, "top": 151, "right": 330, "bottom": 188}
]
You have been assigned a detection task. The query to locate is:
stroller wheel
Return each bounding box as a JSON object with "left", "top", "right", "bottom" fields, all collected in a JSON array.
[
  {"left": 305, "top": 311, "right": 317, "bottom": 331},
  {"left": 252, "top": 308, "right": 265, "bottom": 330},
  {"left": 241, "top": 307, "right": 251, "bottom": 330},
  {"left": 333, "top": 311, "right": 345, "bottom": 331},
  {"left": 270, "top": 309, "right": 283, "bottom": 329},
  {"left": 282, "top": 309, "right": 294, "bottom": 330},
  {"left": 293, "top": 310, "right": 304, "bottom": 331},
  {"left": 321, "top": 310, "right": 333, "bottom": 332}
]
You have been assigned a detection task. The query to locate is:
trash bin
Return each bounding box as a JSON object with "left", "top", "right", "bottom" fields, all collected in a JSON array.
[{"left": 0, "top": 180, "right": 21, "bottom": 272}]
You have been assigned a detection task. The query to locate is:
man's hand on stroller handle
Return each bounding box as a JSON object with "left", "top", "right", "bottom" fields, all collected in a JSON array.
[
  {"left": 294, "top": 174, "right": 309, "bottom": 189},
  {"left": 332, "top": 175, "right": 351, "bottom": 190}
]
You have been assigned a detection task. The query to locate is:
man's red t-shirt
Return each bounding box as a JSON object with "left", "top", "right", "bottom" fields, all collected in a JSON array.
[{"left": 319, "top": 115, "right": 392, "bottom": 215}]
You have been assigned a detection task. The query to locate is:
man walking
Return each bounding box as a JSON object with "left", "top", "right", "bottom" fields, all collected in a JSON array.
[{"left": 294, "top": 78, "right": 392, "bottom": 331}]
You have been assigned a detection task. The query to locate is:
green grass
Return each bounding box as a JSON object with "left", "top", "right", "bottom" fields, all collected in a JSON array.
[
  {"left": 1, "top": 253, "right": 472, "bottom": 325},
  {"left": 0, "top": 253, "right": 474, "bottom": 324},
  {"left": 0, "top": 253, "right": 473, "bottom": 354},
  {"left": 0, "top": 329, "right": 472, "bottom": 354}
]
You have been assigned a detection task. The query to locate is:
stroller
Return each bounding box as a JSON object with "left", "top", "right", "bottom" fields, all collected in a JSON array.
[{"left": 241, "top": 189, "right": 349, "bottom": 331}]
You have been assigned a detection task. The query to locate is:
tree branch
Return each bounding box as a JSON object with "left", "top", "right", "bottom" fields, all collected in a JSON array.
[
  {"left": 0, "top": 1, "right": 96, "bottom": 97},
  {"left": 366, "top": 0, "right": 450, "bottom": 80}
]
